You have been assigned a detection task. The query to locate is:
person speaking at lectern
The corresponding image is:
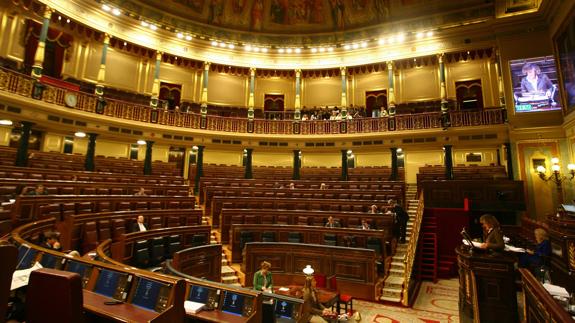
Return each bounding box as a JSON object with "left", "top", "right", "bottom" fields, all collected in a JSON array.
[{"left": 479, "top": 214, "right": 504, "bottom": 251}]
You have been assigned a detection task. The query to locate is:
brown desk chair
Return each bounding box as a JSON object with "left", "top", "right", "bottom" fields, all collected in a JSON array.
[
  {"left": 26, "top": 268, "right": 84, "bottom": 323},
  {"left": 0, "top": 244, "right": 17, "bottom": 322}
]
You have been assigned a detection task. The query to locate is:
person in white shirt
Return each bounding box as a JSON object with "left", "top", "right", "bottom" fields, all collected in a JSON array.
[{"left": 132, "top": 215, "right": 147, "bottom": 232}]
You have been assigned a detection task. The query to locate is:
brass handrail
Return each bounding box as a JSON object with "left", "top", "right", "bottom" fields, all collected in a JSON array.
[{"left": 401, "top": 190, "right": 424, "bottom": 306}]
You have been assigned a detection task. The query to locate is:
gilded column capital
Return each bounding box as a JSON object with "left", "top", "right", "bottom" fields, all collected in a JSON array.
[
  {"left": 250, "top": 67, "right": 256, "bottom": 76},
  {"left": 295, "top": 69, "right": 301, "bottom": 77},
  {"left": 387, "top": 61, "right": 394, "bottom": 70},
  {"left": 155, "top": 51, "right": 162, "bottom": 61},
  {"left": 103, "top": 33, "right": 111, "bottom": 44},
  {"left": 438, "top": 53, "right": 444, "bottom": 64},
  {"left": 339, "top": 66, "right": 346, "bottom": 76},
  {"left": 43, "top": 6, "right": 53, "bottom": 19},
  {"left": 204, "top": 62, "right": 211, "bottom": 70}
]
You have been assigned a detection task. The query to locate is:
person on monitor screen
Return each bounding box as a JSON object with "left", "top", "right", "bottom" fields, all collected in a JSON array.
[
  {"left": 479, "top": 214, "right": 504, "bottom": 251},
  {"left": 520, "top": 63, "right": 554, "bottom": 97},
  {"left": 302, "top": 276, "right": 335, "bottom": 322},
  {"left": 253, "top": 261, "right": 273, "bottom": 292}
]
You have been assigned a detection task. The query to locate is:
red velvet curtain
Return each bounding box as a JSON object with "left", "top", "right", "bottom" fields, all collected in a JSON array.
[{"left": 24, "top": 19, "right": 73, "bottom": 78}]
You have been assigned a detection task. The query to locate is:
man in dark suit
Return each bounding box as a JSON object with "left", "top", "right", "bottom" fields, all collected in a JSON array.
[
  {"left": 392, "top": 200, "right": 409, "bottom": 244},
  {"left": 325, "top": 216, "right": 341, "bottom": 228},
  {"left": 131, "top": 215, "right": 147, "bottom": 232}
]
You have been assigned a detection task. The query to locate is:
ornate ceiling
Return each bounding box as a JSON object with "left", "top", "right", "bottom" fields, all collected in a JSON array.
[{"left": 102, "top": 0, "right": 501, "bottom": 46}]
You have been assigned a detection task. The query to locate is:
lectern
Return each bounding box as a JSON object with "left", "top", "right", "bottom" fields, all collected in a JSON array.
[{"left": 456, "top": 245, "right": 518, "bottom": 323}]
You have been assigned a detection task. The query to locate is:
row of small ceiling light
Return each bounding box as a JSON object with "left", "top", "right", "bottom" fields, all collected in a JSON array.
[{"left": 100, "top": 3, "right": 434, "bottom": 55}]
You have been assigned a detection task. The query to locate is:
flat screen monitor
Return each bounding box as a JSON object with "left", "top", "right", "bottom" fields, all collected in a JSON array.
[
  {"left": 188, "top": 285, "right": 211, "bottom": 304},
  {"left": 510, "top": 56, "right": 562, "bottom": 113},
  {"left": 131, "top": 278, "right": 166, "bottom": 311},
  {"left": 275, "top": 299, "right": 294, "bottom": 319},
  {"left": 66, "top": 260, "right": 88, "bottom": 276},
  {"left": 221, "top": 291, "right": 245, "bottom": 316},
  {"left": 94, "top": 269, "right": 125, "bottom": 298}
]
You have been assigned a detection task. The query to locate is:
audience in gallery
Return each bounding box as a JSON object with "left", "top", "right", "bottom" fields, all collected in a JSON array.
[
  {"left": 253, "top": 261, "right": 273, "bottom": 292},
  {"left": 131, "top": 215, "right": 148, "bottom": 232},
  {"left": 519, "top": 228, "right": 551, "bottom": 269},
  {"left": 479, "top": 214, "right": 504, "bottom": 251}
]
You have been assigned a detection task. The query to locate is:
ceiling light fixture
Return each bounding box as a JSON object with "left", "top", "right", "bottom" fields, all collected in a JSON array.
[
  {"left": 185, "top": 35, "right": 192, "bottom": 41},
  {"left": 327, "top": 47, "right": 334, "bottom": 52},
  {"left": 137, "top": 139, "right": 146, "bottom": 145},
  {"left": 141, "top": 21, "right": 149, "bottom": 27},
  {"left": 343, "top": 44, "right": 351, "bottom": 50},
  {"left": 416, "top": 32, "right": 424, "bottom": 39},
  {"left": 294, "top": 48, "right": 301, "bottom": 54},
  {"left": 74, "top": 131, "right": 86, "bottom": 138},
  {"left": 211, "top": 41, "right": 218, "bottom": 46},
  {"left": 112, "top": 8, "right": 121, "bottom": 16},
  {"left": 176, "top": 33, "right": 183, "bottom": 39},
  {"left": 102, "top": 4, "right": 111, "bottom": 11},
  {"left": 149, "top": 24, "right": 157, "bottom": 31},
  {"left": 261, "top": 48, "right": 268, "bottom": 53},
  {"left": 352, "top": 43, "right": 359, "bottom": 49},
  {"left": 253, "top": 47, "right": 261, "bottom": 52},
  {"left": 378, "top": 38, "right": 385, "bottom": 45},
  {"left": 278, "top": 48, "right": 285, "bottom": 53},
  {"left": 244, "top": 45, "right": 252, "bottom": 51},
  {"left": 426, "top": 31, "right": 434, "bottom": 37},
  {"left": 228, "top": 44, "right": 235, "bottom": 49},
  {"left": 0, "top": 119, "right": 13, "bottom": 126},
  {"left": 311, "top": 48, "right": 317, "bottom": 53}
]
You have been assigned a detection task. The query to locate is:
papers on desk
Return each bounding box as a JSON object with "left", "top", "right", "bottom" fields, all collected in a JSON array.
[
  {"left": 184, "top": 300, "right": 205, "bottom": 314},
  {"left": 277, "top": 287, "right": 290, "bottom": 292},
  {"left": 11, "top": 262, "right": 43, "bottom": 290},
  {"left": 504, "top": 245, "right": 526, "bottom": 253},
  {"left": 462, "top": 239, "right": 482, "bottom": 248},
  {"left": 543, "top": 283, "right": 570, "bottom": 298}
]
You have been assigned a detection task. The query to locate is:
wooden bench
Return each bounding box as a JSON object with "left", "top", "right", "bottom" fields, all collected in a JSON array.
[
  {"left": 229, "top": 224, "right": 391, "bottom": 263},
  {"left": 219, "top": 208, "right": 394, "bottom": 244}
]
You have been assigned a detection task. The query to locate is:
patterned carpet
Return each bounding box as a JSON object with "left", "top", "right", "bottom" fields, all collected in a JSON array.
[{"left": 311, "top": 279, "right": 460, "bottom": 323}]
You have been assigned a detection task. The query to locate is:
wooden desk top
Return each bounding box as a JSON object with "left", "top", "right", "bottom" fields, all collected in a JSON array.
[
  {"left": 83, "top": 290, "right": 159, "bottom": 323},
  {"left": 275, "top": 285, "right": 338, "bottom": 307},
  {"left": 189, "top": 309, "right": 249, "bottom": 323}
]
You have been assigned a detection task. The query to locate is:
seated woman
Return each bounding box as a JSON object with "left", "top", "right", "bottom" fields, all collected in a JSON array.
[
  {"left": 519, "top": 228, "right": 551, "bottom": 269},
  {"left": 479, "top": 214, "right": 504, "bottom": 251},
  {"left": 253, "top": 261, "right": 273, "bottom": 292},
  {"left": 302, "top": 276, "right": 335, "bottom": 322}
]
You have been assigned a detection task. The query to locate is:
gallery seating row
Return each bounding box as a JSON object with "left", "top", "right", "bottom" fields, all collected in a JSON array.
[
  {"left": 204, "top": 186, "right": 402, "bottom": 217},
  {"left": 8, "top": 217, "right": 266, "bottom": 322},
  {"left": 110, "top": 225, "right": 212, "bottom": 265},
  {"left": 0, "top": 178, "right": 190, "bottom": 197},
  {"left": 219, "top": 208, "right": 394, "bottom": 244},
  {"left": 8, "top": 195, "right": 196, "bottom": 230},
  {"left": 0, "top": 165, "right": 185, "bottom": 184},
  {"left": 211, "top": 196, "right": 394, "bottom": 227},
  {"left": 243, "top": 242, "right": 379, "bottom": 301},
  {"left": 74, "top": 210, "right": 203, "bottom": 254},
  {"left": 59, "top": 208, "right": 203, "bottom": 252},
  {"left": 192, "top": 164, "right": 405, "bottom": 181},
  {"left": 416, "top": 165, "right": 507, "bottom": 182},
  {"left": 198, "top": 177, "right": 404, "bottom": 204},
  {"left": 229, "top": 224, "right": 390, "bottom": 264}
]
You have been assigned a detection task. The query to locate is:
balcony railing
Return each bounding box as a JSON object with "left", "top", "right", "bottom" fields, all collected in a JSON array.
[{"left": 0, "top": 67, "right": 507, "bottom": 135}]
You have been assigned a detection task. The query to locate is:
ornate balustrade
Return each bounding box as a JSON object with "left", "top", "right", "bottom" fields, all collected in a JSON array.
[{"left": 0, "top": 67, "right": 507, "bottom": 135}]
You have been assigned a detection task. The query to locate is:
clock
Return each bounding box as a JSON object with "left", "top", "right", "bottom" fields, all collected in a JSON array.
[{"left": 65, "top": 92, "right": 78, "bottom": 108}]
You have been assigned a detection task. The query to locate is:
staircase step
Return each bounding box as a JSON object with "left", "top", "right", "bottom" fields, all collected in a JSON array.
[{"left": 380, "top": 295, "right": 402, "bottom": 303}]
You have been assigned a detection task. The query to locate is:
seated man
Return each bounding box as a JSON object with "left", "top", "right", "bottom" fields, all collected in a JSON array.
[
  {"left": 26, "top": 184, "right": 48, "bottom": 196},
  {"left": 325, "top": 216, "right": 341, "bottom": 228},
  {"left": 131, "top": 215, "right": 147, "bottom": 232}
]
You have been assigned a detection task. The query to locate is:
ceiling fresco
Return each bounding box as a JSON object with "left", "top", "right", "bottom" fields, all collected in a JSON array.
[{"left": 105, "top": 0, "right": 497, "bottom": 45}]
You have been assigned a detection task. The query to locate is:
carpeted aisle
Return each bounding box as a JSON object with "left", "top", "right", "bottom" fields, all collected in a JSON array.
[{"left": 315, "top": 279, "right": 460, "bottom": 323}]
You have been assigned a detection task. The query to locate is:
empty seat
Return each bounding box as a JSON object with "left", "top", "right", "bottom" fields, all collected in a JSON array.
[
  {"left": 240, "top": 231, "right": 254, "bottom": 250},
  {"left": 112, "top": 219, "right": 126, "bottom": 239},
  {"left": 166, "top": 235, "right": 181, "bottom": 257},
  {"left": 149, "top": 216, "right": 162, "bottom": 230},
  {"left": 98, "top": 220, "right": 111, "bottom": 241},
  {"left": 166, "top": 216, "right": 181, "bottom": 228},
  {"left": 150, "top": 237, "right": 165, "bottom": 264},
  {"left": 191, "top": 234, "right": 207, "bottom": 247},
  {"left": 133, "top": 240, "right": 150, "bottom": 267},
  {"left": 323, "top": 234, "right": 337, "bottom": 246},
  {"left": 75, "top": 202, "right": 92, "bottom": 215},
  {"left": 262, "top": 231, "right": 275, "bottom": 242},
  {"left": 81, "top": 221, "right": 99, "bottom": 253},
  {"left": 288, "top": 232, "right": 302, "bottom": 243}
]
